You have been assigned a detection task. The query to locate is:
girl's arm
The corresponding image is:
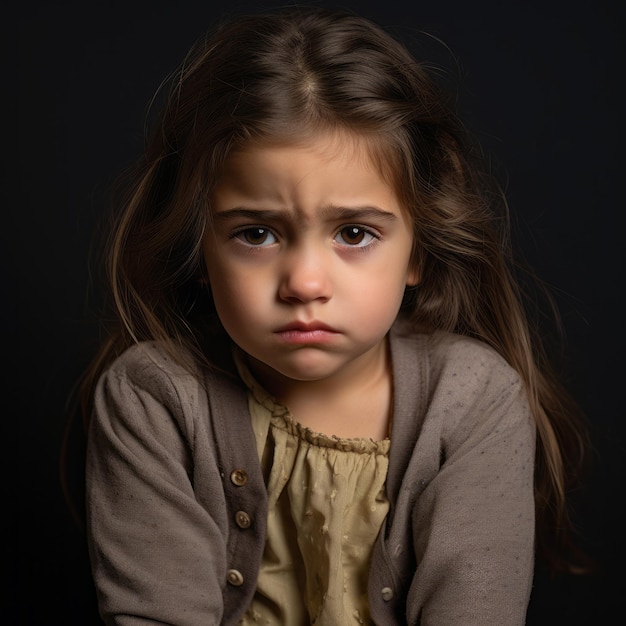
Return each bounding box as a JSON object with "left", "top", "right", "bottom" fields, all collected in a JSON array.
[
  {"left": 86, "top": 345, "right": 230, "bottom": 625},
  {"left": 407, "top": 346, "right": 535, "bottom": 625}
]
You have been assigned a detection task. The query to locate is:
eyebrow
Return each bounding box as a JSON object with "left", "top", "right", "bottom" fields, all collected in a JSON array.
[{"left": 213, "top": 205, "right": 398, "bottom": 223}]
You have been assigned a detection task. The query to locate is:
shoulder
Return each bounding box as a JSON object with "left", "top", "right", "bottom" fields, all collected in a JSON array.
[
  {"left": 390, "top": 321, "right": 521, "bottom": 392},
  {"left": 101, "top": 341, "right": 200, "bottom": 397},
  {"left": 390, "top": 323, "right": 532, "bottom": 440},
  {"left": 93, "top": 341, "right": 216, "bottom": 438},
  {"left": 103, "top": 340, "right": 198, "bottom": 380},
  {"left": 428, "top": 333, "right": 532, "bottom": 446},
  {"left": 427, "top": 330, "right": 520, "bottom": 388},
  {"left": 95, "top": 341, "right": 248, "bottom": 430}
]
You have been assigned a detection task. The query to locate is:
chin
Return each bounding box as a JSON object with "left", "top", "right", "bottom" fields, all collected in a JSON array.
[{"left": 263, "top": 351, "right": 346, "bottom": 382}]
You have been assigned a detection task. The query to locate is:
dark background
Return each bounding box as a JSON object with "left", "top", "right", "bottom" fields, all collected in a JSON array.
[{"left": 11, "top": 0, "right": 624, "bottom": 623}]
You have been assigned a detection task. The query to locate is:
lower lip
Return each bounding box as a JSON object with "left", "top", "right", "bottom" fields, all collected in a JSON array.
[{"left": 275, "top": 329, "right": 339, "bottom": 344}]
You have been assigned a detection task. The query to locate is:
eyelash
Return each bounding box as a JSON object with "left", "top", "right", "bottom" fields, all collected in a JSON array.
[
  {"left": 230, "top": 225, "right": 382, "bottom": 249},
  {"left": 334, "top": 225, "right": 380, "bottom": 248},
  {"left": 231, "top": 226, "right": 277, "bottom": 247}
]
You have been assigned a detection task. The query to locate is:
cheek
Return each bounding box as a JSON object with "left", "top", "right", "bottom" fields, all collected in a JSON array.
[
  {"left": 350, "top": 272, "right": 407, "bottom": 322},
  {"left": 207, "top": 279, "right": 250, "bottom": 341},
  {"left": 208, "top": 269, "right": 244, "bottom": 309},
  {"left": 204, "top": 250, "right": 238, "bottom": 313},
  {"left": 206, "top": 262, "right": 267, "bottom": 327}
]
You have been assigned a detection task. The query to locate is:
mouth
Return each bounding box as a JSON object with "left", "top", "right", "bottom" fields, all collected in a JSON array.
[
  {"left": 277, "top": 321, "right": 338, "bottom": 332},
  {"left": 274, "top": 321, "right": 340, "bottom": 344}
]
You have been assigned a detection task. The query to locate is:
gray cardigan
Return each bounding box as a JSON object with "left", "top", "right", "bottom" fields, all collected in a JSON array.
[{"left": 86, "top": 325, "right": 535, "bottom": 625}]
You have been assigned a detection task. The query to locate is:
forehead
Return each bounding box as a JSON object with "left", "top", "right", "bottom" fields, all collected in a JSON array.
[
  {"left": 218, "top": 130, "right": 401, "bottom": 194},
  {"left": 213, "top": 132, "right": 394, "bottom": 206}
]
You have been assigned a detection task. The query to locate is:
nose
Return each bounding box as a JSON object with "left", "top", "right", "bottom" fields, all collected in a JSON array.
[{"left": 278, "top": 243, "right": 332, "bottom": 304}]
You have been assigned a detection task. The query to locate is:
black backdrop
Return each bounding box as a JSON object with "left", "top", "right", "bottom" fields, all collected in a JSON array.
[{"left": 11, "top": 0, "right": 625, "bottom": 623}]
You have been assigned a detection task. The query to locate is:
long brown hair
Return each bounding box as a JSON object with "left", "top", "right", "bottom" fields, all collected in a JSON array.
[{"left": 70, "top": 6, "right": 591, "bottom": 573}]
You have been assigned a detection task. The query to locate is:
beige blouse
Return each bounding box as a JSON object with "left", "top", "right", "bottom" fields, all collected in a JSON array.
[{"left": 234, "top": 354, "right": 390, "bottom": 625}]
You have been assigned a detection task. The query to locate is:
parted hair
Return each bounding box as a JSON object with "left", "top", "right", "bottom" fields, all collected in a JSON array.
[{"left": 73, "top": 6, "right": 590, "bottom": 574}]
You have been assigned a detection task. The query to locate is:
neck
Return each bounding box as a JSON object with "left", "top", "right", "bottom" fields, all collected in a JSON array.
[{"left": 248, "top": 338, "right": 393, "bottom": 440}]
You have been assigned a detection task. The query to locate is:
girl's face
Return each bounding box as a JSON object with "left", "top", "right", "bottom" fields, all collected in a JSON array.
[{"left": 203, "top": 132, "right": 418, "bottom": 389}]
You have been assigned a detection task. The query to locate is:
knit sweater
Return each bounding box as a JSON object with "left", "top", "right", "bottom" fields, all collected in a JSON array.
[{"left": 86, "top": 324, "right": 535, "bottom": 625}]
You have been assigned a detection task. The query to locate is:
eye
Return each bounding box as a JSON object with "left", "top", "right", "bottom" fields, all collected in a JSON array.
[
  {"left": 234, "top": 227, "right": 277, "bottom": 246},
  {"left": 335, "top": 225, "right": 378, "bottom": 247}
]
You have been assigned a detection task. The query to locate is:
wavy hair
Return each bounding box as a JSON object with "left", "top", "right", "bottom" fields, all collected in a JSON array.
[{"left": 70, "top": 6, "right": 591, "bottom": 574}]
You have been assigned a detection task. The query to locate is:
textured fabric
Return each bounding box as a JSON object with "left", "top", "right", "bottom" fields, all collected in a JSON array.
[
  {"left": 236, "top": 353, "right": 390, "bottom": 625},
  {"left": 86, "top": 324, "right": 536, "bottom": 625}
]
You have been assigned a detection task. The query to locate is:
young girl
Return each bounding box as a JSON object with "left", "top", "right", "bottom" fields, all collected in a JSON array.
[{"left": 80, "top": 6, "right": 589, "bottom": 625}]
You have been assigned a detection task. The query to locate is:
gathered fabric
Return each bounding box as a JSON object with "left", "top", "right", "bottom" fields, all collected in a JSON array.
[{"left": 236, "top": 354, "right": 390, "bottom": 625}]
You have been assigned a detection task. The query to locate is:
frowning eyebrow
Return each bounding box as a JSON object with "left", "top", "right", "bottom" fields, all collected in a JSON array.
[
  {"left": 213, "top": 205, "right": 398, "bottom": 223},
  {"left": 323, "top": 206, "right": 398, "bottom": 222}
]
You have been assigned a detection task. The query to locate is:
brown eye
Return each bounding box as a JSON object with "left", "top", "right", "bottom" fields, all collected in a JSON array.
[
  {"left": 238, "top": 227, "right": 276, "bottom": 246},
  {"left": 341, "top": 226, "right": 365, "bottom": 244},
  {"left": 335, "top": 226, "right": 377, "bottom": 247}
]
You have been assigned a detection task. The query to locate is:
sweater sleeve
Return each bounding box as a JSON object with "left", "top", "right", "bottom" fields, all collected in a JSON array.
[
  {"left": 406, "top": 339, "right": 536, "bottom": 626},
  {"left": 86, "top": 344, "right": 229, "bottom": 626}
]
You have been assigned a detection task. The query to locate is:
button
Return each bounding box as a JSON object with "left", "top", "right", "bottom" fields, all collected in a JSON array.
[
  {"left": 235, "top": 511, "right": 251, "bottom": 529},
  {"left": 230, "top": 469, "right": 248, "bottom": 486},
  {"left": 381, "top": 587, "right": 393, "bottom": 602},
  {"left": 227, "top": 569, "right": 244, "bottom": 586}
]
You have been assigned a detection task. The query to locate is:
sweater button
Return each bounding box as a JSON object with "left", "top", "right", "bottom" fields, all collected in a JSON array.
[
  {"left": 227, "top": 569, "right": 244, "bottom": 586},
  {"left": 381, "top": 587, "right": 394, "bottom": 602},
  {"left": 235, "top": 510, "right": 251, "bottom": 529},
  {"left": 230, "top": 468, "right": 248, "bottom": 486}
]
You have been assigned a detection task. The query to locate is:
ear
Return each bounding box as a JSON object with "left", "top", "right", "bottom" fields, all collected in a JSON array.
[{"left": 405, "top": 261, "right": 420, "bottom": 287}]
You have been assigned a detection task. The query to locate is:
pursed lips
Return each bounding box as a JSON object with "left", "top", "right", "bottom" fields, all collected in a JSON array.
[{"left": 274, "top": 321, "right": 340, "bottom": 343}]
